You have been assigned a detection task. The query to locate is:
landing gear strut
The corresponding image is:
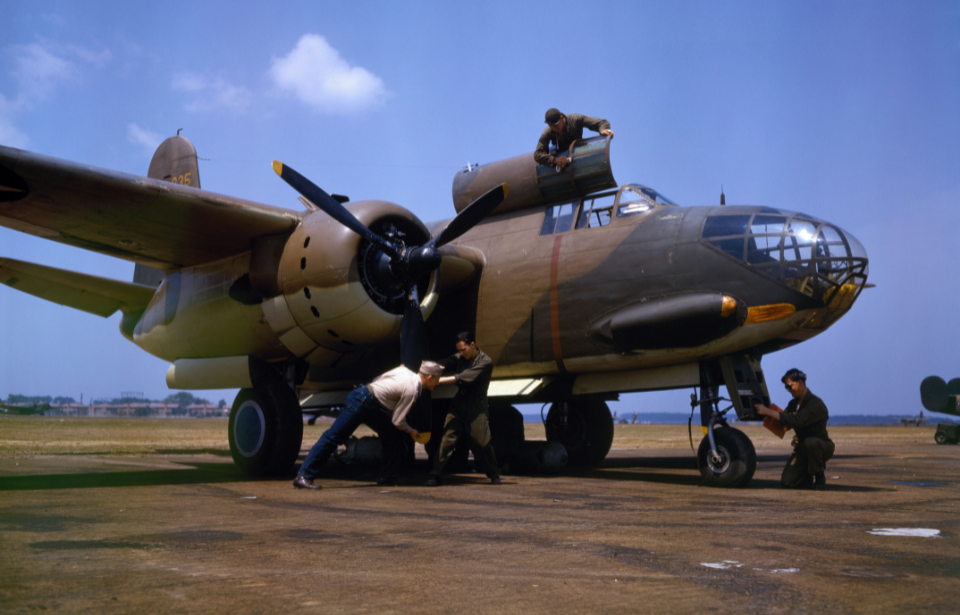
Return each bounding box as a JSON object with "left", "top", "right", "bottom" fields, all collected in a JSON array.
[{"left": 691, "top": 355, "right": 767, "bottom": 488}]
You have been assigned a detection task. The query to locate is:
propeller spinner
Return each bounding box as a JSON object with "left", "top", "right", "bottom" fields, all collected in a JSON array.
[{"left": 273, "top": 161, "right": 507, "bottom": 370}]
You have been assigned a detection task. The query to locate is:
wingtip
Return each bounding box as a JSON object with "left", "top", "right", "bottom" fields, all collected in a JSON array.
[{"left": 272, "top": 160, "right": 283, "bottom": 177}]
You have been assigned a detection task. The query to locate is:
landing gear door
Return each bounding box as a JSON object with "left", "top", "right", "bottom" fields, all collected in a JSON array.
[{"left": 718, "top": 355, "right": 770, "bottom": 421}]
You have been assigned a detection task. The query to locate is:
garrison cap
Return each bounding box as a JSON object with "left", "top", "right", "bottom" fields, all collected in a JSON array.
[
  {"left": 544, "top": 108, "right": 563, "bottom": 124},
  {"left": 418, "top": 361, "right": 444, "bottom": 376}
]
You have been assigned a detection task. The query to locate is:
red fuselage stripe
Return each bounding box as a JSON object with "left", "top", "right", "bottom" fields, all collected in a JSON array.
[{"left": 550, "top": 235, "right": 566, "bottom": 372}]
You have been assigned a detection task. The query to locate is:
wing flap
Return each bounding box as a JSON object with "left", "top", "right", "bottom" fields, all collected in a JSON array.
[
  {"left": 0, "top": 256, "right": 156, "bottom": 317},
  {"left": 0, "top": 146, "right": 302, "bottom": 269}
]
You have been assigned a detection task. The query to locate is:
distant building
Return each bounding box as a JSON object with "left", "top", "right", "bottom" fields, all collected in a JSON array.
[{"left": 44, "top": 402, "right": 228, "bottom": 418}]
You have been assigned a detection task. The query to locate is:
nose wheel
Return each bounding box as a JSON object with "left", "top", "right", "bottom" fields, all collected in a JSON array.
[
  {"left": 689, "top": 391, "right": 757, "bottom": 488},
  {"left": 697, "top": 427, "right": 756, "bottom": 488}
]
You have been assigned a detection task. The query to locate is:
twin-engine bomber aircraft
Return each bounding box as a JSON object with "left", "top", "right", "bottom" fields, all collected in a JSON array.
[{"left": 0, "top": 135, "right": 869, "bottom": 487}]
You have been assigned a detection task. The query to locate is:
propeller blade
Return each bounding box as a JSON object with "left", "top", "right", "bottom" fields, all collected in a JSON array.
[
  {"left": 400, "top": 284, "right": 430, "bottom": 373},
  {"left": 273, "top": 161, "right": 400, "bottom": 259},
  {"left": 429, "top": 183, "right": 508, "bottom": 249}
]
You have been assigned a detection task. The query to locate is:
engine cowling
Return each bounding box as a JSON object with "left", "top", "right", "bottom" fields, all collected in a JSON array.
[{"left": 259, "top": 200, "right": 438, "bottom": 365}]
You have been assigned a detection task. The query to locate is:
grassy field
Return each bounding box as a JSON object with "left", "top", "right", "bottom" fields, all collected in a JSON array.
[{"left": 0, "top": 415, "right": 940, "bottom": 458}]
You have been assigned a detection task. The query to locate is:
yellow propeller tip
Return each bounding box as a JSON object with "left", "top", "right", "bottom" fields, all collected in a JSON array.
[
  {"left": 502, "top": 183, "right": 509, "bottom": 198},
  {"left": 272, "top": 160, "right": 283, "bottom": 176}
]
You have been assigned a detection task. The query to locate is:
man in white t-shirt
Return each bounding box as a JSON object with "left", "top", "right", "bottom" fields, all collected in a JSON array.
[{"left": 294, "top": 361, "right": 444, "bottom": 490}]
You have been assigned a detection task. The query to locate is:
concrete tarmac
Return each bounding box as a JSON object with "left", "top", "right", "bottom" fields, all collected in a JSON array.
[{"left": 1, "top": 421, "right": 958, "bottom": 613}]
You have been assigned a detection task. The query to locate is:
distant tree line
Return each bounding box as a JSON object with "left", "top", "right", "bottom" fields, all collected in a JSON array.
[
  {"left": 2, "top": 393, "right": 229, "bottom": 417},
  {"left": 5, "top": 394, "right": 77, "bottom": 405}
]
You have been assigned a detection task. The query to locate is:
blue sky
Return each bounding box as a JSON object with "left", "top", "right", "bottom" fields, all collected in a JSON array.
[{"left": 1, "top": 1, "right": 959, "bottom": 416}]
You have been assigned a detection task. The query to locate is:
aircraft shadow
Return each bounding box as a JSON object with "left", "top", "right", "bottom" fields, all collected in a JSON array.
[
  {"left": 154, "top": 448, "right": 232, "bottom": 457},
  {"left": 503, "top": 453, "right": 891, "bottom": 492},
  {"left": 0, "top": 462, "right": 250, "bottom": 492}
]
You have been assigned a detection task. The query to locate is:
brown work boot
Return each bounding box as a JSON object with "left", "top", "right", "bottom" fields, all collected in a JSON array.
[
  {"left": 293, "top": 475, "right": 321, "bottom": 490},
  {"left": 813, "top": 472, "right": 826, "bottom": 491}
]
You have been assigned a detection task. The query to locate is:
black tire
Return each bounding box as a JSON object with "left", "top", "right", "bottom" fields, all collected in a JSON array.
[
  {"left": 934, "top": 430, "right": 948, "bottom": 445},
  {"left": 545, "top": 399, "right": 614, "bottom": 467},
  {"left": 697, "top": 427, "right": 757, "bottom": 488},
  {"left": 228, "top": 385, "right": 303, "bottom": 476},
  {"left": 488, "top": 401, "right": 525, "bottom": 467},
  {"left": 424, "top": 398, "right": 450, "bottom": 462}
]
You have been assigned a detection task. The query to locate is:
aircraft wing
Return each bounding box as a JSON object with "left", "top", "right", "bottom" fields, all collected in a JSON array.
[
  {"left": 0, "top": 145, "right": 303, "bottom": 269},
  {"left": 0, "top": 256, "right": 157, "bottom": 317}
]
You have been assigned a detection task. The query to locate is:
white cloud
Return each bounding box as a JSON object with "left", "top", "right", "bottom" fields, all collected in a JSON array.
[
  {"left": 127, "top": 123, "right": 163, "bottom": 156},
  {"left": 269, "top": 34, "right": 389, "bottom": 114},
  {"left": 10, "top": 40, "right": 111, "bottom": 102},
  {"left": 12, "top": 42, "right": 76, "bottom": 102},
  {"left": 172, "top": 73, "right": 251, "bottom": 113},
  {"left": 66, "top": 44, "right": 112, "bottom": 68},
  {"left": 0, "top": 106, "right": 30, "bottom": 148}
]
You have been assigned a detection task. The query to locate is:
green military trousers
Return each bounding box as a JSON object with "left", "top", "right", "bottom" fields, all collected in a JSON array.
[
  {"left": 430, "top": 399, "right": 500, "bottom": 479},
  {"left": 781, "top": 437, "right": 836, "bottom": 488}
]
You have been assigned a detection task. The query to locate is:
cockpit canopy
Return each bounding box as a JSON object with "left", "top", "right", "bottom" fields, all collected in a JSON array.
[
  {"left": 540, "top": 183, "right": 675, "bottom": 236},
  {"left": 701, "top": 207, "right": 869, "bottom": 300}
]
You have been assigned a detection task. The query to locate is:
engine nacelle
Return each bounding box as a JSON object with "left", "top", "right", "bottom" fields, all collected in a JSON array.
[{"left": 259, "top": 200, "right": 437, "bottom": 365}]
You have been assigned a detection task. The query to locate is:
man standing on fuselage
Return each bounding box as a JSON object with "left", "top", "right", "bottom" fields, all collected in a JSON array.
[{"left": 534, "top": 108, "right": 614, "bottom": 169}]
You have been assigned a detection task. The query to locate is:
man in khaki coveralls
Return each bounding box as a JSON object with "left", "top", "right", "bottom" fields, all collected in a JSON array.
[{"left": 426, "top": 332, "right": 501, "bottom": 486}]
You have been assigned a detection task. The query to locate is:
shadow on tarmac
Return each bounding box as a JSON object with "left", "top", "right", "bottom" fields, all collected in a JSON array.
[
  {"left": 514, "top": 453, "right": 891, "bottom": 492},
  {"left": 0, "top": 453, "right": 888, "bottom": 493},
  {"left": 0, "top": 462, "right": 248, "bottom": 492}
]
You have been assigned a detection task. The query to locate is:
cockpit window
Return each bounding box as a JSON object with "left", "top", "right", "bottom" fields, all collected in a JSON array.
[
  {"left": 540, "top": 201, "right": 577, "bottom": 235},
  {"left": 615, "top": 187, "right": 652, "bottom": 218},
  {"left": 702, "top": 215, "right": 750, "bottom": 238},
  {"left": 638, "top": 186, "right": 676, "bottom": 206},
  {"left": 701, "top": 210, "right": 869, "bottom": 300},
  {"left": 576, "top": 193, "right": 616, "bottom": 229}
]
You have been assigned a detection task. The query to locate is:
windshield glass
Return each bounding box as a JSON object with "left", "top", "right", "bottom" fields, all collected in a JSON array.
[
  {"left": 617, "top": 184, "right": 677, "bottom": 207},
  {"left": 701, "top": 210, "right": 869, "bottom": 300}
]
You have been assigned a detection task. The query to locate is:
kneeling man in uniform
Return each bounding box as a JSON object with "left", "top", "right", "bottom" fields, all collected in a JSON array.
[{"left": 755, "top": 368, "right": 836, "bottom": 490}]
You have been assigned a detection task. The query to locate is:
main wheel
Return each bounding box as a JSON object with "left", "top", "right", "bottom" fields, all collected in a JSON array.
[
  {"left": 697, "top": 427, "right": 757, "bottom": 488},
  {"left": 424, "top": 398, "right": 450, "bottom": 462},
  {"left": 545, "top": 399, "right": 614, "bottom": 467},
  {"left": 934, "top": 430, "right": 948, "bottom": 445},
  {"left": 488, "top": 401, "right": 525, "bottom": 468},
  {"left": 229, "top": 384, "right": 304, "bottom": 476}
]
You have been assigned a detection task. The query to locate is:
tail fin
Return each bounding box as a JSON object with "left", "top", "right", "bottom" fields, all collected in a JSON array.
[
  {"left": 134, "top": 135, "right": 202, "bottom": 287},
  {"left": 148, "top": 135, "right": 201, "bottom": 188}
]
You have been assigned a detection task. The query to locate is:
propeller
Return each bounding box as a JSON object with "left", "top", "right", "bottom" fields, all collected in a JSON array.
[{"left": 273, "top": 160, "right": 507, "bottom": 371}]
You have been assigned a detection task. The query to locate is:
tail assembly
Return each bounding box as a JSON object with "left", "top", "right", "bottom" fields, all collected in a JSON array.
[{"left": 133, "top": 134, "right": 202, "bottom": 288}]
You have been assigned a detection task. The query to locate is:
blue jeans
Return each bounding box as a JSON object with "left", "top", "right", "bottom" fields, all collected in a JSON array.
[{"left": 298, "top": 386, "right": 407, "bottom": 481}]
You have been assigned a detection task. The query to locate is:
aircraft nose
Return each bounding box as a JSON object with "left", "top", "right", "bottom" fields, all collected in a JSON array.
[
  {"left": 797, "top": 221, "right": 869, "bottom": 329},
  {"left": 783, "top": 219, "right": 869, "bottom": 302},
  {"left": 701, "top": 208, "right": 869, "bottom": 311}
]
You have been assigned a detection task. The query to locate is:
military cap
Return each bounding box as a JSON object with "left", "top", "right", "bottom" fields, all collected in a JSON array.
[{"left": 418, "top": 361, "right": 444, "bottom": 376}]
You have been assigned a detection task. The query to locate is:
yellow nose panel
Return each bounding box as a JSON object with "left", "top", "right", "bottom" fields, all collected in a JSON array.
[{"left": 744, "top": 303, "right": 797, "bottom": 324}]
